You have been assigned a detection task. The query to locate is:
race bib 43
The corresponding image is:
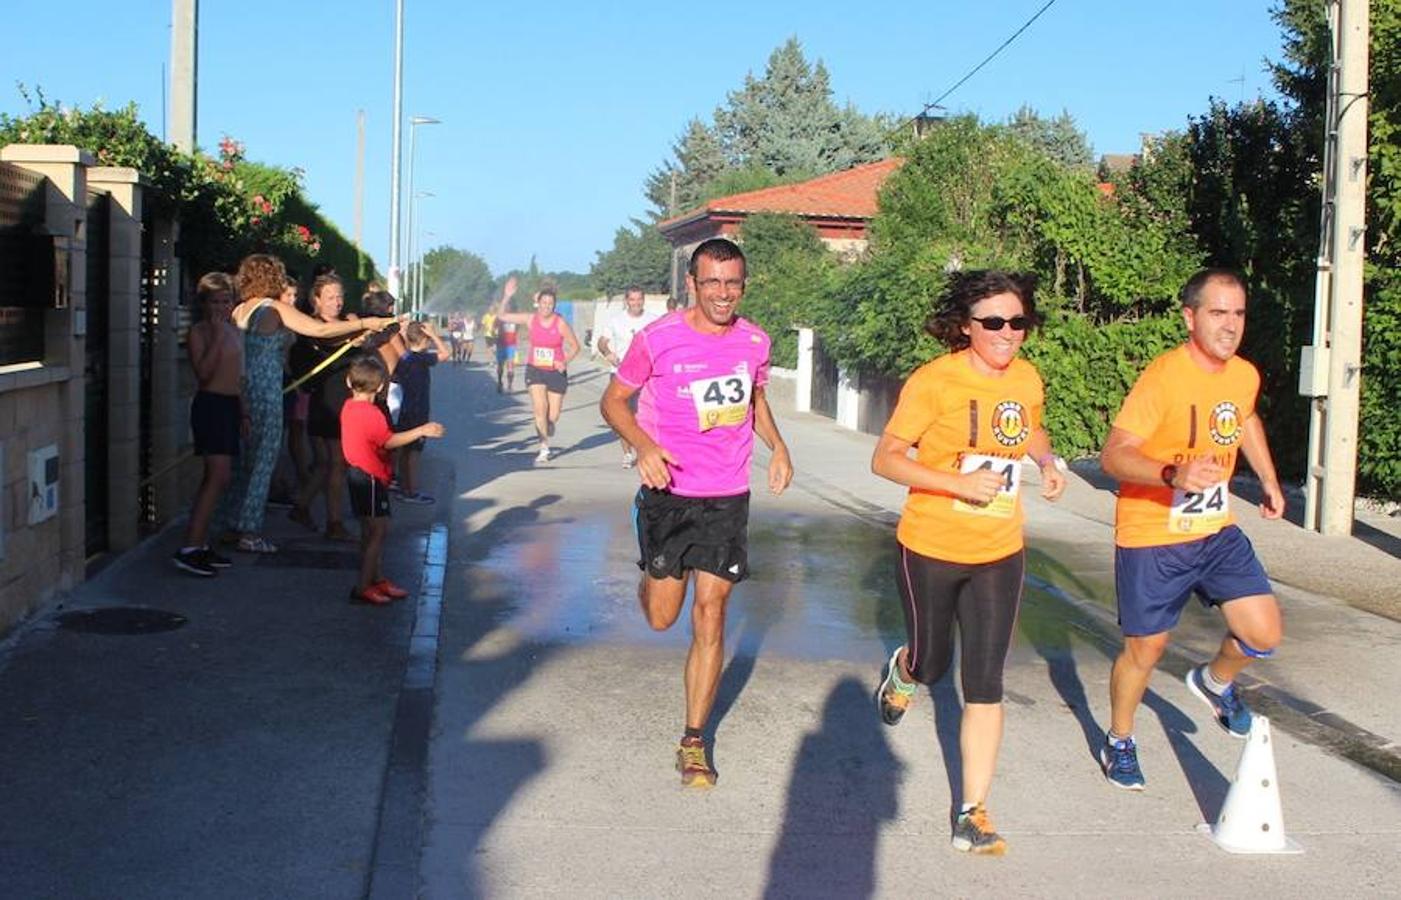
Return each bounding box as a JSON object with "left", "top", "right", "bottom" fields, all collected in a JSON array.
[
  {"left": 690, "top": 372, "right": 752, "bottom": 431},
  {"left": 951, "top": 454, "right": 1021, "bottom": 518}
]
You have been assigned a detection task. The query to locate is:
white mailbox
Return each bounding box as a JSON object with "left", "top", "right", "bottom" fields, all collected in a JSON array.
[{"left": 28, "top": 444, "right": 59, "bottom": 525}]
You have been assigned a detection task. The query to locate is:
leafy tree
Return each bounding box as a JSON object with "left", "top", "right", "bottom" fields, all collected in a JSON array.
[
  {"left": 1005, "top": 105, "right": 1095, "bottom": 170},
  {"left": 643, "top": 37, "right": 889, "bottom": 218},
  {"left": 589, "top": 218, "right": 671, "bottom": 296},
  {"left": 735, "top": 213, "right": 834, "bottom": 367},
  {"left": 418, "top": 246, "right": 493, "bottom": 313}
]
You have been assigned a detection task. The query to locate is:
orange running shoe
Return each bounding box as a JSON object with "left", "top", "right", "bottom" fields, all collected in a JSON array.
[
  {"left": 374, "top": 578, "right": 410, "bottom": 600},
  {"left": 676, "top": 737, "right": 716, "bottom": 788},
  {"left": 349, "top": 585, "right": 394, "bottom": 606}
]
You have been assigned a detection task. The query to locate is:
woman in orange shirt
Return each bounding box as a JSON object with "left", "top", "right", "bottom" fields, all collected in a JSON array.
[{"left": 871, "top": 270, "right": 1066, "bottom": 856}]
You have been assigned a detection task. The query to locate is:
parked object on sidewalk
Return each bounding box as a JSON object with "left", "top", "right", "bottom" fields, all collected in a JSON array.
[{"left": 1197, "top": 716, "right": 1303, "bottom": 854}]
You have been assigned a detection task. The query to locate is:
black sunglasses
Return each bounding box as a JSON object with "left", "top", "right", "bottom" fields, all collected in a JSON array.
[{"left": 970, "top": 315, "right": 1032, "bottom": 332}]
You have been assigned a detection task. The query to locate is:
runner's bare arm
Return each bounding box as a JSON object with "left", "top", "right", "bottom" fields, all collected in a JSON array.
[
  {"left": 1238, "top": 414, "right": 1285, "bottom": 518},
  {"left": 751, "top": 387, "right": 792, "bottom": 495},
  {"left": 1101, "top": 427, "right": 1222, "bottom": 492},
  {"left": 871, "top": 432, "right": 1004, "bottom": 504},
  {"left": 559, "top": 320, "right": 581, "bottom": 369},
  {"left": 600, "top": 378, "right": 674, "bottom": 490},
  {"left": 1025, "top": 427, "right": 1067, "bottom": 501},
  {"left": 422, "top": 321, "right": 452, "bottom": 361}
]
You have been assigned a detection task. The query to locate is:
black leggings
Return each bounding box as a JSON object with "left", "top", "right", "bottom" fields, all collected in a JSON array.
[{"left": 895, "top": 543, "right": 1025, "bottom": 704}]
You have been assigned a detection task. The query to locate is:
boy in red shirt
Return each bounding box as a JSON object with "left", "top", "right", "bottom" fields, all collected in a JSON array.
[{"left": 340, "top": 355, "right": 445, "bottom": 604}]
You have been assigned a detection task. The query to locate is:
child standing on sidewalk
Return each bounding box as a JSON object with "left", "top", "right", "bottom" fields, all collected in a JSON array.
[
  {"left": 393, "top": 321, "right": 451, "bottom": 504},
  {"left": 174, "top": 272, "right": 245, "bottom": 577},
  {"left": 341, "top": 355, "right": 446, "bottom": 604}
]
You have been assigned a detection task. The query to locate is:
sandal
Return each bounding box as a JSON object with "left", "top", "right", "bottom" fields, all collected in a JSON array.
[
  {"left": 235, "top": 536, "right": 279, "bottom": 554},
  {"left": 324, "top": 522, "right": 357, "bottom": 543},
  {"left": 288, "top": 505, "right": 318, "bottom": 531}
]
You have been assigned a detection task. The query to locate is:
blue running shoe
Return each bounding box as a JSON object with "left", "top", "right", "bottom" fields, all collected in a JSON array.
[
  {"left": 1185, "top": 664, "right": 1252, "bottom": 738},
  {"left": 1100, "top": 735, "right": 1145, "bottom": 791}
]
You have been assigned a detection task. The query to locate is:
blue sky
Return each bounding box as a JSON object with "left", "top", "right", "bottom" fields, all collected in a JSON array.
[{"left": 3, "top": 1, "right": 1290, "bottom": 277}]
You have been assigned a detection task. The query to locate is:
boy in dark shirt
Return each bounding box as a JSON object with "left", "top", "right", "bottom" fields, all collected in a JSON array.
[
  {"left": 393, "top": 321, "right": 451, "bottom": 503},
  {"left": 341, "top": 355, "right": 445, "bottom": 604}
]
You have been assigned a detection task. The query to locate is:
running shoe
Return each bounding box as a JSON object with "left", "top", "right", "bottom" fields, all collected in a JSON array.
[
  {"left": 349, "top": 585, "right": 394, "bottom": 606},
  {"left": 172, "top": 548, "right": 216, "bottom": 577},
  {"left": 950, "top": 805, "right": 1007, "bottom": 855},
  {"left": 398, "top": 491, "right": 435, "bottom": 505},
  {"left": 202, "top": 547, "right": 233, "bottom": 568},
  {"left": 236, "top": 535, "right": 278, "bottom": 554},
  {"left": 676, "top": 737, "right": 716, "bottom": 788},
  {"left": 1185, "top": 664, "right": 1252, "bottom": 738},
  {"left": 1100, "top": 734, "right": 1146, "bottom": 791},
  {"left": 534, "top": 446, "right": 552, "bottom": 465},
  {"left": 875, "top": 646, "right": 915, "bottom": 726},
  {"left": 374, "top": 578, "right": 410, "bottom": 600}
]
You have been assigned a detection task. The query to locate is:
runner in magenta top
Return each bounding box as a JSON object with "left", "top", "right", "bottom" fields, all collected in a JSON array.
[
  {"left": 527, "top": 312, "right": 566, "bottom": 372},
  {"left": 614, "top": 312, "right": 770, "bottom": 497},
  {"left": 600, "top": 238, "right": 793, "bottom": 790}
]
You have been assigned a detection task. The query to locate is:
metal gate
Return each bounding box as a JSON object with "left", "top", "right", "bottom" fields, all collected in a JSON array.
[
  {"left": 138, "top": 213, "right": 157, "bottom": 526},
  {"left": 810, "top": 334, "right": 839, "bottom": 419},
  {"left": 83, "top": 190, "right": 110, "bottom": 556}
]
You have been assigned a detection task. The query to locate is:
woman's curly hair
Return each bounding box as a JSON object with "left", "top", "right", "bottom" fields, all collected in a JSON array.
[
  {"left": 235, "top": 253, "right": 288, "bottom": 302},
  {"left": 925, "top": 270, "right": 1039, "bottom": 351}
]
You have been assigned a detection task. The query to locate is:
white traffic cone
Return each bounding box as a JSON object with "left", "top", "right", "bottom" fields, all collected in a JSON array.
[{"left": 1197, "top": 715, "right": 1303, "bottom": 854}]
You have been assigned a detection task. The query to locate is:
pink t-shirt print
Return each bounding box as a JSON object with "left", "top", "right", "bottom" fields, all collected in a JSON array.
[{"left": 615, "top": 311, "right": 771, "bottom": 498}]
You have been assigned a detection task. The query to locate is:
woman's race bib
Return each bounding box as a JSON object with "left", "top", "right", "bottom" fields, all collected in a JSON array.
[
  {"left": 532, "top": 346, "right": 556, "bottom": 367},
  {"left": 951, "top": 453, "right": 1021, "bottom": 518},
  {"left": 690, "top": 372, "right": 752, "bottom": 431}
]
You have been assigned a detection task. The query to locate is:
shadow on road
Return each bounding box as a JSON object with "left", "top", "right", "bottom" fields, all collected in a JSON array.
[
  {"left": 429, "top": 494, "right": 565, "bottom": 898},
  {"left": 763, "top": 677, "right": 901, "bottom": 900},
  {"left": 1020, "top": 550, "right": 1229, "bottom": 820}
]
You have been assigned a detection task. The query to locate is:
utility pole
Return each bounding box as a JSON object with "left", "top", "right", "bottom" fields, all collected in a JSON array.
[
  {"left": 169, "top": 0, "right": 198, "bottom": 153},
  {"left": 354, "top": 109, "right": 366, "bottom": 251},
  {"left": 1303, "top": 0, "right": 1369, "bottom": 535},
  {"left": 388, "top": 0, "right": 405, "bottom": 303},
  {"left": 669, "top": 171, "right": 679, "bottom": 300}
]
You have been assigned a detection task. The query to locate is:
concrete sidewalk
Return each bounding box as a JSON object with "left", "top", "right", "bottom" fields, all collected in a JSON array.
[{"left": 0, "top": 452, "right": 454, "bottom": 898}]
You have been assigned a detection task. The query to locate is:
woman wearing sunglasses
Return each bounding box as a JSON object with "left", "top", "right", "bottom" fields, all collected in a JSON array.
[{"left": 870, "top": 269, "right": 1066, "bottom": 856}]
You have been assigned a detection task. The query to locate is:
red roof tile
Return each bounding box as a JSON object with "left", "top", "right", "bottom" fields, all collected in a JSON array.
[{"left": 658, "top": 157, "right": 904, "bottom": 231}]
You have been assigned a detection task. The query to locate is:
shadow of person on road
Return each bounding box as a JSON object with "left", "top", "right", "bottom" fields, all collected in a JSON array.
[
  {"left": 1018, "top": 587, "right": 1107, "bottom": 762},
  {"left": 427, "top": 494, "right": 565, "bottom": 897},
  {"left": 707, "top": 589, "right": 781, "bottom": 742},
  {"left": 1141, "top": 687, "right": 1229, "bottom": 821},
  {"left": 763, "top": 677, "right": 902, "bottom": 900}
]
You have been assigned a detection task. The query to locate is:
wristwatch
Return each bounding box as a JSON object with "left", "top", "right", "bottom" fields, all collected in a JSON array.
[{"left": 1160, "top": 464, "right": 1178, "bottom": 487}]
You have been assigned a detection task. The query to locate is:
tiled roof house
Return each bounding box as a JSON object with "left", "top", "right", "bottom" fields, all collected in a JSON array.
[{"left": 657, "top": 157, "right": 904, "bottom": 263}]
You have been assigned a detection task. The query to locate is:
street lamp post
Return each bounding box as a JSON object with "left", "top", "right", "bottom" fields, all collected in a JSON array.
[
  {"left": 409, "top": 192, "right": 434, "bottom": 313},
  {"left": 404, "top": 116, "right": 440, "bottom": 308},
  {"left": 388, "top": 0, "right": 405, "bottom": 301},
  {"left": 418, "top": 229, "right": 438, "bottom": 314}
]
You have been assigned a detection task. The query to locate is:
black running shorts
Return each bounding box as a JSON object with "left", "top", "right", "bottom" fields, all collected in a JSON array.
[
  {"left": 633, "top": 487, "right": 749, "bottom": 583},
  {"left": 524, "top": 365, "right": 568, "bottom": 394},
  {"left": 347, "top": 467, "right": 391, "bottom": 519},
  {"left": 191, "top": 390, "right": 240, "bottom": 457}
]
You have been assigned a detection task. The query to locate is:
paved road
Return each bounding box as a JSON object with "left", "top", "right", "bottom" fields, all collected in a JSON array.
[
  {"left": 0, "top": 353, "right": 1398, "bottom": 898},
  {"left": 420, "top": 358, "right": 1401, "bottom": 898}
]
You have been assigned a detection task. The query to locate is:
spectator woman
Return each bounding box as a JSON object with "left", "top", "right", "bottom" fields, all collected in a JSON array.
[{"left": 217, "top": 255, "right": 394, "bottom": 553}]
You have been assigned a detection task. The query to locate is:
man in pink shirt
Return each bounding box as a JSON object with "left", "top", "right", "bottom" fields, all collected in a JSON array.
[{"left": 601, "top": 238, "right": 794, "bottom": 788}]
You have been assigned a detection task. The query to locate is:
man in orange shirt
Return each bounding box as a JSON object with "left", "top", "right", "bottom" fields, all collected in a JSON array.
[{"left": 1099, "top": 269, "right": 1285, "bottom": 791}]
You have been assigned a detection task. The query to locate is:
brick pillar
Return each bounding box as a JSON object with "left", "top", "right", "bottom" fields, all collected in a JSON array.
[{"left": 87, "top": 167, "right": 145, "bottom": 552}]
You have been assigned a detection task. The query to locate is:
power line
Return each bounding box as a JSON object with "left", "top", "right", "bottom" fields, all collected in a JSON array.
[{"left": 891, "top": 0, "right": 1059, "bottom": 137}]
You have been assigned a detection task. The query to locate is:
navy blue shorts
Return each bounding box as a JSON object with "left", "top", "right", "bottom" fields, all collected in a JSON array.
[{"left": 1114, "top": 525, "right": 1272, "bottom": 636}]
